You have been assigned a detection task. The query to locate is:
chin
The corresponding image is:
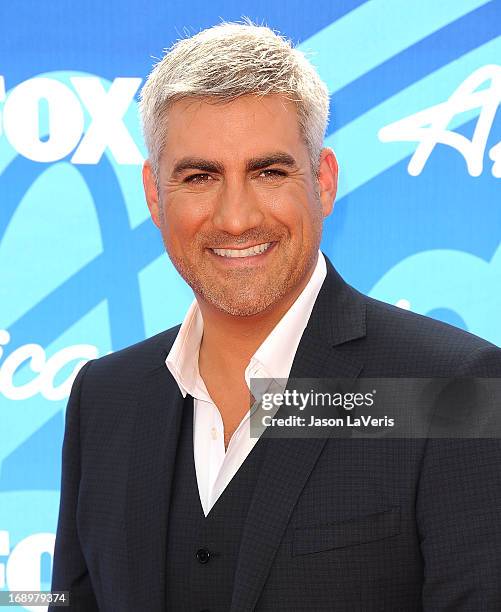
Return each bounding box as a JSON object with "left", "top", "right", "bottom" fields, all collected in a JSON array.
[
  {"left": 216, "top": 305, "right": 263, "bottom": 317},
  {"left": 207, "top": 289, "right": 284, "bottom": 317},
  {"left": 209, "top": 299, "right": 272, "bottom": 317}
]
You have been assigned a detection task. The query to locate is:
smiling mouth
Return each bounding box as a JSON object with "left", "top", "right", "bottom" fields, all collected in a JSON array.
[{"left": 210, "top": 242, "right": 273, "bottom": 258}]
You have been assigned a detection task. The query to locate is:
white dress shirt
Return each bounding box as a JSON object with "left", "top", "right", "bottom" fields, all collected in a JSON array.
[{"left": 166, "top": 250, "right": 327, "bottom": 516}]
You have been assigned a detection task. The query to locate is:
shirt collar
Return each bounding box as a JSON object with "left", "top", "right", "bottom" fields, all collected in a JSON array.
[
  {"left": 166, "top": 250, "right": 327, "bottom": 397},
  {"left": 165, "top": 298, "right": 204, "bottom": 398},
  {"left": 244, "top": 250, "right": 326, "bottom": 386}
]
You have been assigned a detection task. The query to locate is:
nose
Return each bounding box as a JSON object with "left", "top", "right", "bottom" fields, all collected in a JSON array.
[{"left": 211, "top": 178, "right": 265, "bottom": 235}]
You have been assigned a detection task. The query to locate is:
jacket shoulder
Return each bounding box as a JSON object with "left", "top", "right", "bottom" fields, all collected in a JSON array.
[
  {"left": 87, "top": 324, "right": 181, "bottom": 378},
  {"left": 356, "top": 290, "right": 500, "bottom": 375}
]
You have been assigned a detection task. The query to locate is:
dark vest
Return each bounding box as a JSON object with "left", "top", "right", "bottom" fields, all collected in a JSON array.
[{"left": 165, "top": 395, "right": 267, "bottom": 612}]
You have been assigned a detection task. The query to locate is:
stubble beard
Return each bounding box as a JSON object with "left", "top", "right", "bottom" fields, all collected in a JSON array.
[
  {"left": 167, "top": 233, "right": 321, "bottom": 317},
  {"left": 162, "top": 192, "right": 324, "bottom": 317}
]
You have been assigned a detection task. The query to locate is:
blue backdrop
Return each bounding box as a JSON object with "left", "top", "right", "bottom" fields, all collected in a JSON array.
[{"left": 0, "top": 0, "right": 499, "bottom": 604}]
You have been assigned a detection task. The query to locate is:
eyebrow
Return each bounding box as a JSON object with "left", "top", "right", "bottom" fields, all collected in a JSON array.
[
  {"left": 170, "top": 151, "right": 298, "bottom": 178},
  {"left": 245, "top": 152, "right": 298, "bottom": 172}
]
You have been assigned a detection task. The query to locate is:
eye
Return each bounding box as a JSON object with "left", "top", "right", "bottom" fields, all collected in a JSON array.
[
  {"left": 258, "top": 169, "right": 287, "bottom": 179},
  {"left": 184, "top": 173, "right": 213, "bottom": 184}
]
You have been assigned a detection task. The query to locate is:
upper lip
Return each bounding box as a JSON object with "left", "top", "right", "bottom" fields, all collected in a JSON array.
[{"left": 209, "top": 241, "right": 273, "bottom": 250}]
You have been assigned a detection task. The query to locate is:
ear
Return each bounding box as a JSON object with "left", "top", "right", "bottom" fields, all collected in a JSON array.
[
  {"left": 317, "top": 147, "right": 338, "bottom": 218},
  {"left": 143, "top": 159, "right": 161, "bottom": 228}
]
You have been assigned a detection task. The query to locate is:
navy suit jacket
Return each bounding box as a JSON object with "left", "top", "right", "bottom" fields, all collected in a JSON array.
[{"left": 51, "top": 253, "right": 501, "bottom": 611}]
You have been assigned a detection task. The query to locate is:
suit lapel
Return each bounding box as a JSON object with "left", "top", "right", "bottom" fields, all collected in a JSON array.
[
  {"left": 125, "top": 361, "right": 185, "bottom": 612},
  {"left": 230, "top": 253, "right": 366, "bottom": 611}
]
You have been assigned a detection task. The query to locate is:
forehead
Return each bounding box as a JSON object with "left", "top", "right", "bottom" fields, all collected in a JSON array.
[{"left": 161, "top": 94, "right": 306, "bottom": 166}]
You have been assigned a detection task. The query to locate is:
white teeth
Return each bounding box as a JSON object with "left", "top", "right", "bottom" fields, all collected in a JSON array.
[{"left": 212, "top": 242, "right": 272, "bottom": 258}]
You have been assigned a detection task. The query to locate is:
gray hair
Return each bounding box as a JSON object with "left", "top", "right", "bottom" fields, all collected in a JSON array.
[{"left": 139, "top": 20, "right": 330, "bottom": 180}]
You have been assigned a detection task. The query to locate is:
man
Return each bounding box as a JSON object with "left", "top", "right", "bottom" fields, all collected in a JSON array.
[{"left": 51, "top": 21, "right": 501, "bottom": 611}]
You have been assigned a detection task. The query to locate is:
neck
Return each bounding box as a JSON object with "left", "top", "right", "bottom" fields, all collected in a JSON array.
[{"left": 197, "top": 263, "right": 317, "bottom": 370}]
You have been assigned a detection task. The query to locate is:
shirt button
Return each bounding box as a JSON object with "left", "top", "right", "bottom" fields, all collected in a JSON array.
[
  {"left": 210, "top": 427, "right": 218, "bottom": 440},
  {"left": 196, "top": 547, "right": 211, "bottom": 564}
]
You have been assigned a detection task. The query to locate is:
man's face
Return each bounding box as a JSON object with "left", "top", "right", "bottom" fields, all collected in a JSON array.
[{"left": 143, "top": 94, "right": 337, "bottom": 317}]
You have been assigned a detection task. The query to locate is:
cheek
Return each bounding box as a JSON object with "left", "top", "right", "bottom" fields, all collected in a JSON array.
[
  {"left": 264, "top": 188, "right": 304, "bottom": 224},
  {"left": 270, "top": 192, "right": 320, "bottom": 239},
  {"left": 162, "top": 197, "right": 211, "bottom": 244}
]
